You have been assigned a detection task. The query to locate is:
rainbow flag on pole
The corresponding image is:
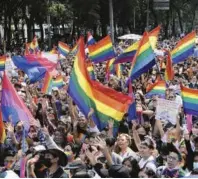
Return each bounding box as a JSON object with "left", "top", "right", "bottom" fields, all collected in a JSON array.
[
  {"left": 58, "top": 41, "right": 70, "bottom": 56},
  {"left": 181, "top": 85, "right": 198, "bottom": 115},
  {"left": 128, "top": 32, "right": 155, "bottom": 80},
  {"left": 171, "top": 31, "right": 196, "bottom": 64},
  {"left": 68, "top": 37, "right": 132, "bottom": 129},
  {"left": 42, "top": 72, "right": 64, "bottom": 94},
  {"left": 146, "top": 80, "right": 166, "bottom": 97},
  {"left": 88, "top": 35, "right": 115, "bottom": 63},
  {"left": 29, "top": 36, "right": 39, "bottom": 53},
  {"left": 149, "top": 25, "right": 161, "bottom": 50},
  {"left": 0, "top": 56, "right": 6, "bottom": 71},
  {"left": 165, "top": 51, "right": 174, "bottom": 81},
  {"left": 114, "top": 41, "right": 139, "bottom": 64}
]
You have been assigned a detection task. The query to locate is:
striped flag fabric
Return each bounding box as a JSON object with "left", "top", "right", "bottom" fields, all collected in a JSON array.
[
  {"left": 88, "top": 35, "right": 115, "bottom": 63},
  {"left": 0, "top": 56, "right": 6, "bottom": 71}
]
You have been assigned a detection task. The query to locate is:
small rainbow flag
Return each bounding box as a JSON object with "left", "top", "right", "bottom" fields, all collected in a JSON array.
[
  {"left": 41, "top": 72, "right": 53, "bottom": 94},
  {"left": 181, "top": 85, "right": 198, "bottom": 115},
  {"left": 106, "top": 58, "right": 115, "bottom": 80},
  {"left": 114, "top": 41, "right": 139, "bottom": 64},
  {"left": 165, "top": 51, "right": 174, "bottom": 81},
  {"left": 87, "top": 62, "right": 95, "bottom": 80},
  {"left": 128, "top": 32, "right": 155, "bottom": 80},
  {"left": 50, "top": 46, "right": 58, "bottom": 54},
  {"left": 52, "top": 75, "right": 64, "bottom": 88},
  {"left": 42, "top": 72, "right": 64, "bottom": 94},
  {"left": 88, "top": 35, "right": 115, "bottom": 63},
  {"left": 149, "top": 26, "right": 161, "bottom": 50},
  {"left": 29, "top": 36, "right": 39, "bottom": 53},
  {"left": 58, "top": 41, "right": 70, "bottom": 56},
  {"left": 87, "top": 32, "right": 96, "bottom": 46},
  {"left": 0, "top": 56, "right": 6, "bottom": 71},
  {"left": 146, "top": 80, "right": 166, "bottom": 97},
  {"left": 171, "top": 31, "right": 196, "bottom": 64},
  {"left": 0, "top": 111, "right": 6, "bottom": 144},
  {"left": 115, "top": 64, "right": 123, "bottom": 79}
]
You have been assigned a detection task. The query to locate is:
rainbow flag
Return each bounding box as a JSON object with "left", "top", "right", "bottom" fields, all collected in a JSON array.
[
  {"left": 68, "top": 38, "right": 132, "bottom": 129},
  {"left": 29, "top": 36, "right": 39, "bottom": 53},
  {"left": 88, "top": 35, "right": 115, "bottom": 63},
  {"left": 50, "top": 46, "right": 58, "bottom": 54},
  {"left": 52, "top": 75, "right": 64, "bottom": 88},
  {"left": 42, "top": 72, "right": 64, "bottom": 94},
  {"left": 128, "top": 32, "right": 155, "bottom": 80},
  {"left": 165, "top": 51, "right": 174, "bottom": 81},
  {"left": 146, "top": 80, "right": 166, "bottom": 97},
  {"left": 0, "top": 112, "right": 6, "bottom": 144},
  {"left": 171, "top": 31, "right": 196, "bottom": 64},
  {"left": 58, "top": 41, "right": 70, "bottom": 56},
  {"left": 149, "top": 26, "right": 161, "bottom": 50},
  {"left": 114, "top": 41, "right": 139, "bottom": 64},
  {"left": 87, "top": 32, "right": 96, "bottom": 46},
  {"left": 115, "top": 64, "right": 123, "bottom": 79},
  {"left": 87, "top": 62, "right": 95, "bottom": 80},
  {"left": 181, "top": 85, "right": 198, "bottom": 115},
  {"left": 106, "top": 58, "right": 115, "bottom": 80},
  {"left": 0, "top": 56, "right": 6, "bottom": 71}
]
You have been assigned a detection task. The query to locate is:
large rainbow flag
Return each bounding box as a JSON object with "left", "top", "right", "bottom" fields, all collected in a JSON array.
[
  {"left": 171, "top": 31, "right": 196, "bottom": 64},
  {"left": 114, "top": 41, "right": 139, "bottom": 64},
  {"left": 68, "top": 37, "right": 132, "bottom": 129},
  {"left": 58, "top": 41, "right": 70, "bottom": 56},
  {"left": 181, "top": 85, "right": 198, "bottom": 115},
  {"left": 165, "top": 51, "right": 174, "bottom": 81},
  {"left": 88, "top": 35, "right": 115, "bottom": 63},
  {"left": 0, "top": 56, "right": 6, "bottom": 71},
  {"left": 128, "top": 32, "right": 155, "bottom": 80},
  {"left": 146, "top": 80, "right": 166, "bottom": 97},
  {"left": 149, "top": 26, "right": 161, "bottom": 50}
]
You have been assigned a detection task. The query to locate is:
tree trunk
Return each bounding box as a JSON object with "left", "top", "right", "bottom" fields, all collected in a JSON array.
[
  {"left": 164, "top": 11, "right": 170, "bottom": 38},
  {"left": 7, "top": 15, "right": 12, "bottom": 49},
  {"left": 62, "top": 23, "right": 65, "bottom": 34},
  {"left": 177, "top": 10, "right": 183, "bottom": 33},
  {"left": 39, "top": 23, "right": 44, "bottom": 42}
]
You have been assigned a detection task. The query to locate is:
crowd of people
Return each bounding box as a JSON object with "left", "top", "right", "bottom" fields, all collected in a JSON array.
[{"left": 0, "top": 32, "right": 198, "bottom": 178}]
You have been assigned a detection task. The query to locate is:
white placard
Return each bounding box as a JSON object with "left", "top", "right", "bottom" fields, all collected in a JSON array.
[{"left": 156, "top": 98, "right": 180, "bottom": 125}]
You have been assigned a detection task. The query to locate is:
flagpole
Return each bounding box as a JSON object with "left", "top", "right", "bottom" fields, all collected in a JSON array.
[
  {"left": 47, "top": 0, "right": 51, "bottom": 49},
  {"left": 109, "top": 0, "right": 114, "bottom": 44}
]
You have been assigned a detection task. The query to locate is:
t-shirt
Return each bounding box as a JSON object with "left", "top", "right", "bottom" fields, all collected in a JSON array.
[{"left": 139, "top": 156, "right": 157, "bottom": 173}]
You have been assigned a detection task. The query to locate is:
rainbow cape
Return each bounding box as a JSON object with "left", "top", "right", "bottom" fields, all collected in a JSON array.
[
  {"left": 146, "top": 80, "right": 166, "bottom": 97},
  {"left": 0, "top": 112, "right": 6, "bottom": 144},
  {"left": 181, "top": 85, "right": 198, "bottom": 115},
  {"left": 149, "top": 25, "right": 161, "bottom": 50},
  {"left": 68, "top": 37, "right": 132, "bottom": 129},
  {"left": 88, "top": 35, "right": 115, "bottom": 63},
  {"left": 0, "top": 56, "right": 6, "bottom": 71},
  {"left": 128, "top": 32, "right": 155, "bottom": 80},
  {"left": 171, "top": 31, "right": 196, "bottom": 64},
  {"left": 114, "top": 41, "right": 139, "bottom": 64},
  {"left": 165, "top": 51, "right": 174, "bottom": 81},
  {"left": 58, "top": 41, "right": 70, "bottom": 56}
]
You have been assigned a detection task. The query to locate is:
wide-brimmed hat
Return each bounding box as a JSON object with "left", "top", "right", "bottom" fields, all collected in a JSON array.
[{"left": 42, "top": 136, "right": 68, "bottom": 167}]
